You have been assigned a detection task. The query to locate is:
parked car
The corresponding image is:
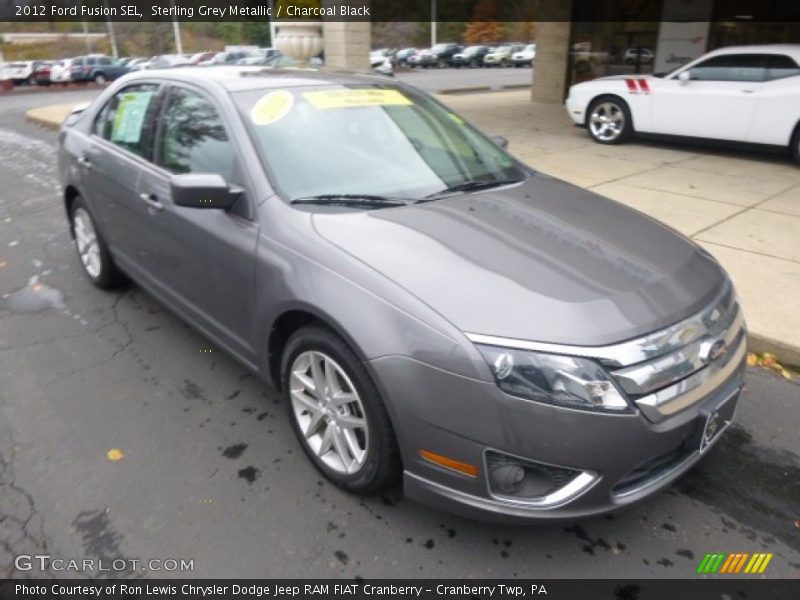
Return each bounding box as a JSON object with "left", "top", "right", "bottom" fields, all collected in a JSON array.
[
  {"left": 70, "top": 55, "right": 128, "bottom": 84},
  {"left": 188, "top": 51, "right": 216, "bottom": 65},
  {"left": 406, "top": 50, "right": 425, "bottom": 67},
  {"left": 50, "top": 59, "right": 74, "bottom": 85},
  {"left": 451, "top": 45, "right": 490, "bottom": 68},
  {"left": 623, "top": 48, "right": 654, "bottom": 65},
  {"left": 59, "top": 65, "right": 746, "bottom": 521},
  {"left": 6, "top": 60, "right": 38, "bottom": 85},
  {"left": 200, "top": 50, "right": 259, "bottom": 66},
  {"left": 420, "top": 42, "right": 463, "bottom": 68},
  {"left": 237, "top": 48, "right": 279, "bottom": 65},
  {"left": 146, "top": 54, "right": 193, "bottom": 70},
  {"left": 511, "top": 44, "right": 537, "bottom": 67},
  {"left": 369, "top": 52, "right": 394, "bottom": 77},
  {"left": 32, "top": 61, "right": 54, "bottom": 86},
  {"left": 483, "top": 44, "right": 524, "bottom": 67},
  {"left": 566, "top": 44, "right": 800, "bottom": 164},
  {"left": 393, "top": 47, "right": 417, "bottom": 67}
]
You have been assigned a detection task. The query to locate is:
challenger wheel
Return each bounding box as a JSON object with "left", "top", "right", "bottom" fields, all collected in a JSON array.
[
  {"left": 69, "top": 196, "right": 125, "bottom": 289},
  {"left": 587, "top": 97, "right": 632, "bottom": 144},
  {"left": 281, "top": 326, "right": 400, "bottom": 493}
]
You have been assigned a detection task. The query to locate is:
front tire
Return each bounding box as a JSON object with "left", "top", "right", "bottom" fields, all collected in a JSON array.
[
  {"left": 587, "top": 97, "right": 632, "bottom": 144},
  {"left": 281, "top": 326, "right": 400, "bottom": 494},
  {"left": 69, "top": 196, "right": 125, "bottom": 289}
]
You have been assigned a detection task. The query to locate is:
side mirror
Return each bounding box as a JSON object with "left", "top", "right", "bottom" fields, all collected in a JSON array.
[
  {"left": 491, "top": 135, "right": 509, "bottom": 149},
  {"left": 170, "top": 173, "right": 240, "bottom": 210},
  {"left": 677, "top": 70, "right": 691, "bottom": 84}
]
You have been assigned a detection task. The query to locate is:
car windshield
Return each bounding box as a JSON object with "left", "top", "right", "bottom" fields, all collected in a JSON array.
[{"left": 234, "top": 84, "right": 524, "bottom": 202}]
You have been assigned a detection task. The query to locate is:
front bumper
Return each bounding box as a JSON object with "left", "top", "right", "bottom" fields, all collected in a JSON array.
[{"left": 370, "top": 337, "right": 746, "bottom": 522}]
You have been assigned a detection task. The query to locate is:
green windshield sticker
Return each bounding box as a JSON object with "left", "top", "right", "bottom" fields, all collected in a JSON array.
[{"left": 111, "top": 91, "right": 154, "bottom": 144}]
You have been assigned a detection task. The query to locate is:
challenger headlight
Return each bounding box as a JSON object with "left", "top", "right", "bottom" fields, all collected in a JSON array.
[{"left": 475, "top": 344, "right": 630, "bottom": 412}]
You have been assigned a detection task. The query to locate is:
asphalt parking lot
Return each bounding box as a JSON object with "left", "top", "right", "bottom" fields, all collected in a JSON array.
[{"left": 0, "top": 88, "right": 799, "bottom": 579}]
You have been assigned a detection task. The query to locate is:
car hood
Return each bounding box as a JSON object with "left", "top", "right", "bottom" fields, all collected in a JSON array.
[{"left": 311, "top": 175, "right": 725, "bottom": 346}]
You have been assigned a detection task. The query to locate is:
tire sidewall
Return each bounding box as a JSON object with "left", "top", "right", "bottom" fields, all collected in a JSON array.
[
  {"left": 69, "top": 196, "right": 118, "bottom": 288},
  {"left": 281, "top": 326, "right": 393, "bottom": 493}
]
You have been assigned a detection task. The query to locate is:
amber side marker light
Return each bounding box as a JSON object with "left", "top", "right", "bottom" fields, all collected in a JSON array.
[{"left": 419, "top": 449, "right": 479, "bottom": 478}]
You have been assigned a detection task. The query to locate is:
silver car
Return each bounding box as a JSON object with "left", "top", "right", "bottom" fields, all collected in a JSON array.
[{"left": 58, "top": 67, "right": 746, "bottom": 521}]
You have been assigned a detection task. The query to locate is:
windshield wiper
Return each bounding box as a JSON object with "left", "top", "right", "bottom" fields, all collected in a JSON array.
[
  {"left": 291, "top": 194, "right": 411, "bottom": 208},
  {"left": 420, "top": 178, "right": 523, "bottom": 201}
]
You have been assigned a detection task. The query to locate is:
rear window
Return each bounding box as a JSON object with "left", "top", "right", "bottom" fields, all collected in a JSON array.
[{"left": 765, "top": 54, "right": 800, "bottom": 80}]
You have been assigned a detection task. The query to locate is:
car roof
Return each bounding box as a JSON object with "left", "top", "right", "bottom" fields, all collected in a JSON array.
[
  {"left": 707, "top": 44, "right": 800, "bottom": 59},
  {"left": 121, "top": 65, "right": 393, "bottom": 93}
]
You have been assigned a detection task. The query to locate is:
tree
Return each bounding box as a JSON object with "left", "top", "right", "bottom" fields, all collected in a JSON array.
[{"left": 463, "top": 0, "right": 505, "bottom": 44}]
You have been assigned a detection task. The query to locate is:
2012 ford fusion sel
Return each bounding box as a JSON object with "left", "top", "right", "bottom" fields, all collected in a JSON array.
[{"left": 58, "top": 66, "right": 746, "bottom": 521}]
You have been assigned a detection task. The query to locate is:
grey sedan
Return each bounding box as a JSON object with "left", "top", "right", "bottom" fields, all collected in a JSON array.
[{"left": 58, "top": 67, "right": 746, "bottom": 521}]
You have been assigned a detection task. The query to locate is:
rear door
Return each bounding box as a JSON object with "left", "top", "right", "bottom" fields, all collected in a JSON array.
[
  {"left": 650, "top": 53, "right": 766, "bottom": 141},
  {"left": 747, "top": 54, "right": 800, "bottom": 145},
  {"left": 83, "top": 83, "right": 162, "bottom": 265},
  {"left": 135, "top": 84, "right": 260, "bottom": 361}
]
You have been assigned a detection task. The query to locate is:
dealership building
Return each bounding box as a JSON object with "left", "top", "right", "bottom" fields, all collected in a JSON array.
[
  {"left": 529, "top": 0, "right": 800, "bottom": 102},
  {"left": 321, "top": 0, "right": 800, "bottom": 103}
]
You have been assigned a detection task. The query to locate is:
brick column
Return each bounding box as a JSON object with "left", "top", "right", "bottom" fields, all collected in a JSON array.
[
  {"left": 530, "top": 1, "right": 573, "bottom": 104},
  {"left": 323, "top": 21, "right": 371, "bottom": 72}
]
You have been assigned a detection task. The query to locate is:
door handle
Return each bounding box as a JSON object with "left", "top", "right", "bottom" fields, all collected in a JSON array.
[
  {"left": 139, "top": 192, "right": 163, "bottom": 211},
  {"left": 741, "top": 89, "right": 756, "bottom": 94},
  {"left": 77, "top": 155, "right": 92, "bottom": 168}
]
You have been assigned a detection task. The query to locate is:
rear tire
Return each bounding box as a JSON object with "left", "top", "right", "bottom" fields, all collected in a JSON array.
[
  {"left": 69, "top": 196, "right": 126, "bottom": 289},
  {"left": 791, "top": 125, "right": 800, "bottom": 165},
  {"left": 93, "top": 73, "right": 107, "bottom": 84},
  {"left": 586, "top": 96, "right": 633, "bottom": 144},
  {"left": 281, "top": 325, "right": 401, "bottom": 494}
]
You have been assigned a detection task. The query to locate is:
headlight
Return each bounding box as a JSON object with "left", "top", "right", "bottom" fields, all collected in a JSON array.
[{"left": 475, "top": 344, "right": 630, "bottom": 412}]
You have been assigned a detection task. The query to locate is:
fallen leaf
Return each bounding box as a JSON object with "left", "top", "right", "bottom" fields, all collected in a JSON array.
[
  {"left": 761, "top": 353, "right": 778, "bottom": 367},
  {"left": 106, "top": 448, "right": 125, "bottom": 461},
  {"left": 746, "top": 353, "right": 758, "bottom": 367}
]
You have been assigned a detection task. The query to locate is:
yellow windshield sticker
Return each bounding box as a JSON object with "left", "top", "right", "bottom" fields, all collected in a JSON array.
[
  {"left": 251, "top": 90, "right": 294, "bottom": 126},
  {"left": 447, "top": 112, "right": 465, "bottom": 124},
  {"left": 302, "top": 89, "right": 412, "bottom": 109},
  {"left": 111, "top": 91, "right": 154, "bottom": 144}
]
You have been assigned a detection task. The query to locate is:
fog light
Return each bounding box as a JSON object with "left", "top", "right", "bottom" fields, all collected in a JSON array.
[
  {"left": 486, "top": 450, "right": 596, "bottom": 506},
  {"left": 489, "top": 463, "right": 526, "bottom": 495}
]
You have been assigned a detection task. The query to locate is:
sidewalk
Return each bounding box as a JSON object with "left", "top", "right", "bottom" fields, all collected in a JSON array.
[{"left": 27, "top": 92, "right": 800, "bottom": 364}]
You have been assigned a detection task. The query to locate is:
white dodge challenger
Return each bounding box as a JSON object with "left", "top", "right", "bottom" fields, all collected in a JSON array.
[{"left": 565, "top": 45, "right": 800, "bottom": 163}]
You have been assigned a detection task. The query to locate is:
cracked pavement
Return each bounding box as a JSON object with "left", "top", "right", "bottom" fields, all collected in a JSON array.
[{"left": 0, "top": 89, "right": 799, "bottom": 579}]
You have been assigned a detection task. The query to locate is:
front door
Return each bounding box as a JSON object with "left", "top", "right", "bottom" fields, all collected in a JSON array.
[
  {"left": 650, "top": 53, "right": 765, "bottom": 141},
  {"left": 135, "top": 85, "right": 260, "bottom": 362}
]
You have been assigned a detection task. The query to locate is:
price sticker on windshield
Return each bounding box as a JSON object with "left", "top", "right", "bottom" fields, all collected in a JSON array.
[
  {"left": 302, "top": 89, "right": 412, "bottom": 109},
  {"left": 251, "top": 90, "right": 294, "bottom": 126}
]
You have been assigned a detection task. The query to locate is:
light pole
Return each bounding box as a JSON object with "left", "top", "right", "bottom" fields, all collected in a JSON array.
[
  {"left": 103, "top": 0, "right": 118, "bottom": 58},
  {"left": 431, "top": 0, "right": 437, "bottom": 47},
  {"left": 170, "top": 0, "right": 183, "bottom": 54}
]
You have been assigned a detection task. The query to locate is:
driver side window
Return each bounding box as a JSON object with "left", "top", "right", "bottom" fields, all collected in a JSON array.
[
  {"left": 157, "top": 87, "right": 235, "bottom": 183},
  {"left": 688, "top": 54, "right": 767, "bottom": 82}
]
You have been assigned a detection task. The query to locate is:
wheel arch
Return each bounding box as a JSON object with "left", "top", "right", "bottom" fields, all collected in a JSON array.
[
  {"left": 265, "top": 303, "right": 371, "bottom": 392},
  {"left": 64, "top": 184, "right": 81, "bottom": 237}
]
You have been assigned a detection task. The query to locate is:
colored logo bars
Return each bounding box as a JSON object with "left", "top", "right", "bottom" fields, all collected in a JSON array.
[{"left": 697, "top": 552, "right": 773, "bottom": 574}]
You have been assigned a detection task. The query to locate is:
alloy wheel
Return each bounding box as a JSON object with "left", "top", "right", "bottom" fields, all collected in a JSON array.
[
  {"left": 289, "top": 350, "right": 369, "bottom": 475},
  {"left": 589, "top": 102, "right": 625, "bottom": 141},
  {"left": 73, "top": 208, "right": 101, "bottom": 278}
]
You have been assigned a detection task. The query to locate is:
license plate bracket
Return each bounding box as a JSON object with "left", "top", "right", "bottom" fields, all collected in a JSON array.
[{"left": 698, "top": 388, "right": 739, "bottom": 453}]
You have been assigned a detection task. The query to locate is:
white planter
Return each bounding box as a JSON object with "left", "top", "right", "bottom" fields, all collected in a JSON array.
[{"left": 275, "top": 21, "right": 324, "bottom": 65}]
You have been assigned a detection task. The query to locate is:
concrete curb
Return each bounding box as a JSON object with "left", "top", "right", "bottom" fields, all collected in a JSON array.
[
  {"left": 438, "top": 83, "right": 531, "bottom": 95},
  {"left": 748, "top": 333, "right": 800, "bottom": 369},
  {"left": 26, "top": 110, "right": 62, "bottom": 130}
]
